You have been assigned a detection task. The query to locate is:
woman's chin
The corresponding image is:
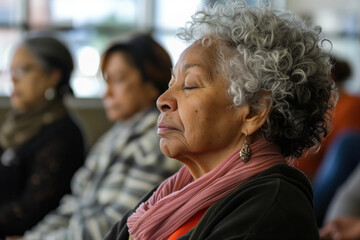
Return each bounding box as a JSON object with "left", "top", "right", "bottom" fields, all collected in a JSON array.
[
  {"left": 160, "top": 143, "right": 173, "bottom": 158},
  {"left": 105, "top": 110, "right": 122, "bottom": 122},
  {"left": 10, "top": 99, "right": 24, "bottom": 111},
  {"left": 160, "top": 140, "right": 177, "bottom": 158},
  {"left": 160, "top": 140, "right": 189, "bottom": 163}
]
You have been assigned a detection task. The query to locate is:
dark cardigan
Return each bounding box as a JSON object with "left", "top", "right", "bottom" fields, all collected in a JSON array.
[
  {"left": 104, "top": 164, "right": 319, "bottom": 240},
  {"left": 0, "top": 115, "right": 86, "bottom": 237}
]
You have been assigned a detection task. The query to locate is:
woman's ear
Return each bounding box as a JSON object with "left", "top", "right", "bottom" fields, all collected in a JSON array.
[
  {"left": 47, "top": 69, "right": 61, "bottom": 89},
  {"left": 144, "top": 82, "right": 160, "bottom": 102},
  {"left": 241, "top": 93, "right": 272, "bottom": 136}
]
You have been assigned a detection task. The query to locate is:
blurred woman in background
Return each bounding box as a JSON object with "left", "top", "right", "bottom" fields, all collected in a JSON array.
[
  {"left": 320, "top": 146, "right": 360, "bottom": 240},
  {"left": 20, "top": 33, "right": 182, "bottom": 240},
  {"left": 0, "top": 34, "right": 86, "bottom": 237}
]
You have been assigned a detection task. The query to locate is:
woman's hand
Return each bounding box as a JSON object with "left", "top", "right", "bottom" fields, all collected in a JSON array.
[{"left": 320, "top": 217, "right": 360, "bottom": 240}]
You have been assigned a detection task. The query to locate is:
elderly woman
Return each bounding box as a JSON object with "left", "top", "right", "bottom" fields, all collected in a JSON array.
[
  {"left": 0, "top": 34, "right": 85, "bottom": 237},
  {"left": 104, "top": 1, "right": 335, "bottom": 240}
]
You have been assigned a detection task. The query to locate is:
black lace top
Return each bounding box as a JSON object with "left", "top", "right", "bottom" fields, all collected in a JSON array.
[{"left": 0, "top": 115, "right": 86, "bottom": 237}]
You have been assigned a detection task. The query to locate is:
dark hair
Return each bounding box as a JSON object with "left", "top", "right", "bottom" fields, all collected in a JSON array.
[
  {"left": 22, "top": 34, "right": 74, "bottom": 97},
  {"left": 330, "top": 56, "right": 352, "bottom": 86},
  {"left": 101, "top": 33, "right": 172, "bottom": 95}
]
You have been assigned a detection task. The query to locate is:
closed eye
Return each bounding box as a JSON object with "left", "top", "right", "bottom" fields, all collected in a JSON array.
[{"left": 183, "top": 86, "right": 198, "bottom": 90}]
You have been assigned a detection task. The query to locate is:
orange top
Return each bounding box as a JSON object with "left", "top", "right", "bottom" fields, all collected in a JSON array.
[{"left": 168, "top": 208, "right": 208, "bottom": 240}]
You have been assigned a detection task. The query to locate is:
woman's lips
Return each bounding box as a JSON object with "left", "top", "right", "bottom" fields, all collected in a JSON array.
[{"left": 157, "top": 123, "right": 178, "bottom": 135}]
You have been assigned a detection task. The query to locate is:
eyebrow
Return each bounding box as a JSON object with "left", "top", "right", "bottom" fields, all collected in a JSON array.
[{"left": 181, "top": 63, "right": 202, "bottom": 73}]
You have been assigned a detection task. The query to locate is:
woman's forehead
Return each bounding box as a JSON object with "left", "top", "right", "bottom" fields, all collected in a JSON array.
[{"left": 174, "top": 43, "right": 217, "bottom": 74}]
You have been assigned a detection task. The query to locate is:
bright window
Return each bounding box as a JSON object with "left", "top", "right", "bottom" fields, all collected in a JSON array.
[
  {"left": 0, "top": 0, "right": 204, "bottom": 98},
  {"left": 5, "top": 0, "right": 359, "bottom": 98}
]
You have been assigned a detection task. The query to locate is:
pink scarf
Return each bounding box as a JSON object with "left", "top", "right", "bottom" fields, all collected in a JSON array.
[{"left": 127, "top": 139, "right": 286, "bottom": 240}]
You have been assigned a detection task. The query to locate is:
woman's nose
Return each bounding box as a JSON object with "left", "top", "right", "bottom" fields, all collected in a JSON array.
[
  {"left": 11, "top": 75, "right": 19, "bottom": 84},
  {"left": 156, "top": 88, "right": 177, "bottom": 112},
  {"left": 103, "top": 84, "right": 112, "bottom": 99}
]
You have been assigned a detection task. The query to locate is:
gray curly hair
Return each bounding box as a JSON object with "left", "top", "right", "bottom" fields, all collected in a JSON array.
[{"left": 177, "top": 0, "right": 336, "bottom": 160}]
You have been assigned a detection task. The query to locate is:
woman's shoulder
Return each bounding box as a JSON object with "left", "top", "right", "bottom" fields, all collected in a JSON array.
[
  {"left": 38, "top": 114, "right": 85, "bottom": 141},
  {"left": 17, "top": 114, "right": 85, "bottom": 155},
  {"left": 228, "top": 164, "right": 314, "bottom": 204},
  {"left": 45, "top": 113, "right": 83, "bottom": 132},
  {"left": 191, "top": 164, "right": 319, "bottom": 239},
  {"left": 253, "top": 164, "right": 313, "bottom": 195},
  {"left": 223, "top": 164, "right": 315, "bottom": 218}
]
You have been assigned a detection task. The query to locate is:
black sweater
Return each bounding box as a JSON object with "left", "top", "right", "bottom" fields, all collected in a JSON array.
[
  {"left": 104, "top": 164, "right": 319, "bottom": 240},
  {"left": 0, "top": 115, "right": 86, "bottom": 238}
]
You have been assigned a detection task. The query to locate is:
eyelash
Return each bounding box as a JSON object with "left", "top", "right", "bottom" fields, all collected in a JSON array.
[{"left": 183, "top": 86, "right": 198, "bottom": 90}]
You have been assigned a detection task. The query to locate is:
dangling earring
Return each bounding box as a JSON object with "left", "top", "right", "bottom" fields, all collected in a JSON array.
[
  {"left": 44, "top": 87, "right": 56, "bottom": 101},
  {"left": 240, "top": 131, "right": 252, "bottom": 163}
]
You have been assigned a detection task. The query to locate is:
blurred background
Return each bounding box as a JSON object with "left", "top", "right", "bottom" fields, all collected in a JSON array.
[{"left": 0, "top": 0, "right": 359, "bottom": 145}]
